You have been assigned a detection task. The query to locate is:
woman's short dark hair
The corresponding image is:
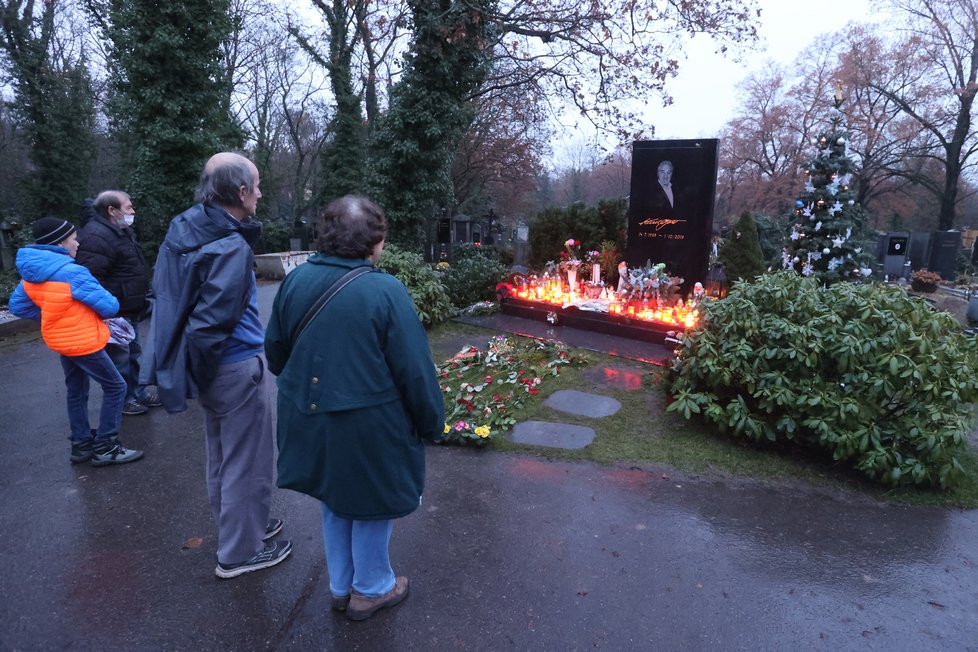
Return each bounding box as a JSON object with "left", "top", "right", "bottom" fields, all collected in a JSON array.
[
  {"left": 317, "top": 195, "right": 387, "bottom": 259},
  {"left": 195, "top": 156, "right": 255, "bottom": 207}
]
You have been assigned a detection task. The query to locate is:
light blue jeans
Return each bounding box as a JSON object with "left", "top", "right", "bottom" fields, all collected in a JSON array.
[{"left": 321, "top": 503, "right": 395, "bottom": 598}]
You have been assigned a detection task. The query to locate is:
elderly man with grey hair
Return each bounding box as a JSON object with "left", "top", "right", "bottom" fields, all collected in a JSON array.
[{"left": 149, "top": 152, "right": 291, "bottom": 578}]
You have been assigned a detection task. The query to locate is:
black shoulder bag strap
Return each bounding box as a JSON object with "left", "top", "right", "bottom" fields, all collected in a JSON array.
[{"left": 291, "top": 266, "right": 375, "bottom": 347}]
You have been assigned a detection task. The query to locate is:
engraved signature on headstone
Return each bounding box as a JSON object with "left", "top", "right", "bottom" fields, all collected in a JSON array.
[{"left": 639, "top": 218, "right": 687, "bottom": 231}]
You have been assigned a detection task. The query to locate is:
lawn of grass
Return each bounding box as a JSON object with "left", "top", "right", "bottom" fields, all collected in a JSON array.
[{"left": 427, "top": 319, "right": 978, "bottom": 509}]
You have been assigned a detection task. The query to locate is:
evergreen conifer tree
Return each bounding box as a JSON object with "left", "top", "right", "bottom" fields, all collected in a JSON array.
[
  {"left": 782, "top": 90, "right": 873, "bottom": 284},
  {"left": 94, "top": 0, "right": 243, "bottom": 250},
  {"left": 365, "top": 0, "right": 493, "bottom": 250},
  {"left": 0, "top": 2, "right": 96, "bottom": 218},
  {"left": 717, "top": 212, "right": 765, "bottom": 283},
  {"left": 313, "top": 0, "right": 367, "bottom": 203}
]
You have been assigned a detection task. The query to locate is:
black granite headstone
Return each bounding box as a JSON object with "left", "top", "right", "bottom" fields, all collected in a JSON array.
[
  {"left": 928, "top": 230, "right": 961, "bottom": 281},
  {"left": 907, "top": 231, "right": 932, "bottom": 271},
  {"left": 625, "top": 139, "right": 718, "bottom": 292}
]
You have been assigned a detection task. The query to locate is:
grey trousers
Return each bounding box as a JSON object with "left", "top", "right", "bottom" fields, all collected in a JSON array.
[{"left": 199, "top": 354, "right": 274, "bottom": 565}]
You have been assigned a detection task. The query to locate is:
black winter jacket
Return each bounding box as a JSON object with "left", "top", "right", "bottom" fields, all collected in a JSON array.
[{"left": 75, "top": 202, "right": 149, "bottom": 317}]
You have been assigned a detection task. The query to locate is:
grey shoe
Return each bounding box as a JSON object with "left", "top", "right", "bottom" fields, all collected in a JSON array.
[
  {"left": 139, "top": 390, "right": 162, "bottom": 408},
  {"left": 122, "top": 399, "right": 148, "bottom": 415},
  {"left": 215, "top": 540, "right": 292, "bottom": 579},
  {"left": 263, "top": 518, "right": 284, "bottom": 541},
  {"left": 346, "top": 577, "right": 409, "bottom": 621},
  {"left": 91, "top": 437, "right": 144, "bottom": 467},
  {"left": 70, "top": 435, "right": 94, "bottom": 464}
]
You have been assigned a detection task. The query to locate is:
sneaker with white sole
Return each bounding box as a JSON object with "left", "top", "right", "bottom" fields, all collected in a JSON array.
[
  {"left": 91, "top": 437, "right": 144, "bottom": 466},
  {"left": 215, "top": 540, "right": 292, "bottom": 579},
  {"left": 263, "top": 518, "right": 284, "bottom": 541}
]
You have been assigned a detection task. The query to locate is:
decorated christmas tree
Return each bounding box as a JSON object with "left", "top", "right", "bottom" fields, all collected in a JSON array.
[{"left": 782, "top": 87, "right": 873, "bottom": 284}]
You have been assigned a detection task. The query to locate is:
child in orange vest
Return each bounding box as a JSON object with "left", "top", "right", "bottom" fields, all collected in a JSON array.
[{"left": 9, "top": 217, "right": 144, "bottom": 466}]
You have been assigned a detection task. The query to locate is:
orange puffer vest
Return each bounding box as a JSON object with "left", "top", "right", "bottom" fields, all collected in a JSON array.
[
  {"left": 22, "top": 280, "right": 111, "bottom": 356},
  {"left": 8, "top": 245, "right": 119, "bottom": 357}
]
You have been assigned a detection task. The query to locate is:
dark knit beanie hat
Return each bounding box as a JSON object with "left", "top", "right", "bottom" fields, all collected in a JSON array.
[{"left": 32, "top": 217, "right": 77, "bottom": 245}]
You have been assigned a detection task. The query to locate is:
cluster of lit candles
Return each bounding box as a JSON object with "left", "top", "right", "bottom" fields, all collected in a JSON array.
[{"left": 510, "top": 279, "right": 701, "bottom": 329}]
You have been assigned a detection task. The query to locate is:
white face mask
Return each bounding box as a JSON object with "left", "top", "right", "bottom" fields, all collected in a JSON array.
[{"left": 123, "top": 213, "right": 135, "bottom": 227}]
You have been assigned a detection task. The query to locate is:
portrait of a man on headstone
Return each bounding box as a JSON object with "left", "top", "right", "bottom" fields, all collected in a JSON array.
[{"left": 652, "top": 160, "right": 676, "bottom": 217}]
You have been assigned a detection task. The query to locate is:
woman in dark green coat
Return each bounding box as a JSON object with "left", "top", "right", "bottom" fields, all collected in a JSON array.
[{"left": 265, "top": 195, "right": 444, "bottom": 621}]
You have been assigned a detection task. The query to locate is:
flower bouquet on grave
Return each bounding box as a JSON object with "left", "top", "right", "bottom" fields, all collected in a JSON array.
[
  {"left": 559, "top": 239, "right": 582, "bottom": 292},
  {"left": 619, "top": 262, "right": 683, "bottom": 307},
  {"left": 583, "top": 249, "right": 605, "bottom": 296}
]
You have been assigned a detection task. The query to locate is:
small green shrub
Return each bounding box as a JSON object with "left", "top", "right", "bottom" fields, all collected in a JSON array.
[
  {"left": 453, "top": 243, "right": 497, "bottom": 262},
  {"left": 254, "top": 218, "right": 292, "bottom": 254},
  {"left": 377, "top": 243, "right": 454, "bottom": 328},
  {"left": 666, "top": 272, "right": 978, "bottom": 489},
  {"left": 441, "top": 249, "right": 508, "bottom": 309},
  {"left": 717, "top": 212, "right": 765, "bottom": 283}
]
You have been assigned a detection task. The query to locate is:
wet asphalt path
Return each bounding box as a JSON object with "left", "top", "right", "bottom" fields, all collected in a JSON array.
[{"left": 0, "top": 282, "right": 975, "bottom": 651}]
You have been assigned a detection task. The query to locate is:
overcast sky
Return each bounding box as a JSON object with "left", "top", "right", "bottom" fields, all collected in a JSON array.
[
  {"left": 645, "top": 0, "right": 878, "bottom": 139},
  {"left": 552, "top": 0, "right": 882, "bottom": 165}
]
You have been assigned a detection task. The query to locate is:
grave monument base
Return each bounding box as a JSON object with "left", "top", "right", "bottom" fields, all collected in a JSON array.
[{"left": 499, "top": 296, "right": 681, "bottom": 346}]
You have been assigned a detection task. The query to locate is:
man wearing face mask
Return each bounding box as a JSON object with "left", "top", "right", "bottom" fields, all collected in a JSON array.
[{"left": 77, "top": 190, "right": 158, "bottom": 415}]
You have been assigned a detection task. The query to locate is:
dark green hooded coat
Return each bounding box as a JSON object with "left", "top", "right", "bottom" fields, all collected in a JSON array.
[{"left": 265, "top": 254, "right": 444, "bottom": 520}]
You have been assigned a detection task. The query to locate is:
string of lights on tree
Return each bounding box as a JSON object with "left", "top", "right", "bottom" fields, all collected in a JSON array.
[{"left": 782, "top": 84, "right": 873, "bottom": 284}]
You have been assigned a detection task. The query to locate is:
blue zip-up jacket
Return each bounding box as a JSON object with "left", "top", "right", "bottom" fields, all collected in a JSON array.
[
  {"left": 9, "top": 245, "right": 119, "bottom": 356},
  {"left": 149, "top": 203, "right": 263, "bottom": 413}
]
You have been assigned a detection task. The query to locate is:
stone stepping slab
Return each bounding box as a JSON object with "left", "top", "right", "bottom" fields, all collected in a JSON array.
[
  {"left": 508, "top": 420, "right": 596, "bottom": 450},
  {"left": 544, "top": 389, "right": 622, "bottom": 418}
]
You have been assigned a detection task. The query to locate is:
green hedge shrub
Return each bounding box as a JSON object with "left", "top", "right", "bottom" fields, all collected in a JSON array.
[
  {"left": 377, "top": 243, "right": 454, "bottom": 328},
  {"left": 441, "top": 248, "right": 508, "bottom": 309},
  {"left": 717, "top": 212, "right": 765, "bottom": 283},
  {"left": 253, "top": 218, "right": 292, "bottom": 254},
  {"left": 666, "top": 272, "right": 978, "bottom": 489},
  {"left": 453, "top": 243, "right": 500, "bottom": 262},
  {"left": 527, "top": 199, "right": 626, "bottom": 269}
]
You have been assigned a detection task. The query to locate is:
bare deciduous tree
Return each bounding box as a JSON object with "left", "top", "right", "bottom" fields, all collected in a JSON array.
[
  {"left": 228, "top": 0, "right": 331, "bottom": 228},
  {"left": 847, "top": 0, "right": 978, "bottom": 229}
]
